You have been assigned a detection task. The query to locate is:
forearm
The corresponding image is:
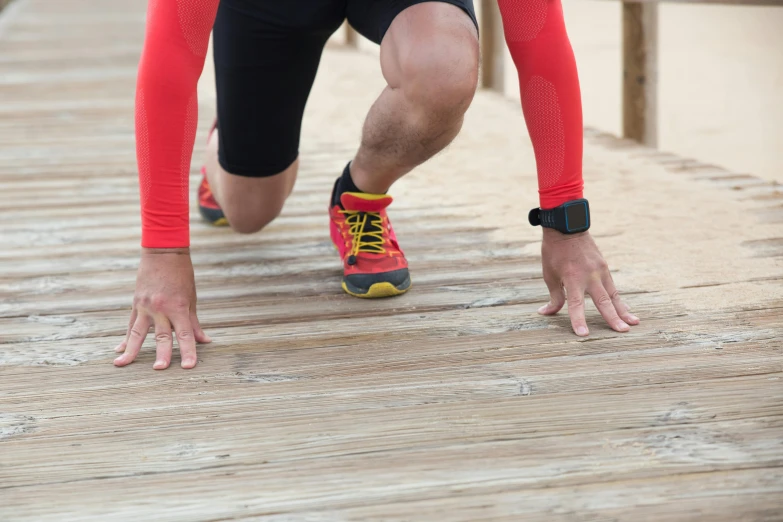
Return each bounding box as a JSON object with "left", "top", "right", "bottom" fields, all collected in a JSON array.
[
  {"left": 497, "top": 0, "right": 584, "bottom": 209},
  {"left": 136, "top": 0, "right": 219, "bottom": 248}
]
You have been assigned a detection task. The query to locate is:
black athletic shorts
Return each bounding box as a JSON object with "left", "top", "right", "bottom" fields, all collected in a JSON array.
[{"left": 213, "top": 0, "right": 477, "bottom": 177}]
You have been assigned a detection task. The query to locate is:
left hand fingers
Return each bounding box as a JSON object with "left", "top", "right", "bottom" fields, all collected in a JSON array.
[
  {"left": 587, "top": 282, "right": 630, "bottom": 333},
  {"left": 153, "top": 316, "right": 174, "bottom": 371},
  {"left": 114, "top": 313, "right": 151, "bottom": 367},
  {"left": 602, "top": 273, "right": 640, "bottom": 325},
  {"left": 171, "top": 313, "right": 198, "bottom": 370},
  {"left": 190, "top": 309, "right": 212, "bottom": 344},
  {"left": 115, "top": 307, "right": 138, "bottom": 353}
]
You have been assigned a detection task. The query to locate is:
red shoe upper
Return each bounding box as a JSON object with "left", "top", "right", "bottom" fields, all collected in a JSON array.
[
  {"left": 197, "top": 167, "right": 221, "bottom": 211},
  {"left": 329, "top": 192, "right": 407, "bottom": 277}
]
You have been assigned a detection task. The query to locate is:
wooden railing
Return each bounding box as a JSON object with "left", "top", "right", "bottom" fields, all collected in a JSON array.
[
  {"left": 620, "top": 0, "right": 783, "bottom": 147},
  {"left": 477, "top": 0, "right": 783, "bottom": 148}
]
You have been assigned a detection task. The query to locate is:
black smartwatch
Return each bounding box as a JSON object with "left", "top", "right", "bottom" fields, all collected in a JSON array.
[{"left": 528, "top": 198, "right": 590, "bottom": 234}]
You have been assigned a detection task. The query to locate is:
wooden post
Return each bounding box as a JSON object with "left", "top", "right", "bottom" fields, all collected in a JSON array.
[
  {"left": 622, "top": 2, "right": 658, "bottom": 146},
  {"left": 480, "top": 0, "right": 505, "bottom": 92}
]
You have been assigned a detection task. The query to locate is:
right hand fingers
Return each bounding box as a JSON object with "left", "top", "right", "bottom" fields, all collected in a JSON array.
[
  {"left": 602, "top": 273, "right": 640, "bottom": 325},
  {"left": 114, "top": 314, "right": 151, "bottom": 367},
  {"left": 587, "top": 282, "right": 630, "bottom": 333},
  {"left": 538, "top": 270, "right": 566, "bottom": 316},
  {"left": 153, "top": 317, "right": 174, "bottom": 370},
  {"left": 171, "top": 315, "right": 198, "bottom": 369},
  {"left": 564, "top": 283, "right": 589, "bottom": 337},
  {"left": 191, "top": 310, "right": 212, "bottom": 344}
]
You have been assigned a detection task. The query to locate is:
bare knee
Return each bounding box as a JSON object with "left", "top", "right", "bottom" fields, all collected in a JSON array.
[
  {"left": 225, "top": 204, "right": 283, "bottom": 235},
  {"left": 394, "top": 9, "right": 479, "bottom": 119},
  {"left": 219, "top": 160, "right": 298, "bottom": 234}
]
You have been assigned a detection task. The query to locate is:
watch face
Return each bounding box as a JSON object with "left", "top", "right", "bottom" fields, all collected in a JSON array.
[{"left": 565, "top": 202, "right": 588, "bottom": 231}]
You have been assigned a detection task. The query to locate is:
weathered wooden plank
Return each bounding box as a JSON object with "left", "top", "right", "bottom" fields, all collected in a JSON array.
[
  {"left": 2, "top": 374, "right": 781, "bottom": 482},
  {"left": 292, "top": 469, "right": 783, "bottom": 522},
  {"left": 2, "top": 410, "right": 781, "bottom": 520},
  {"left": 5, "top": 467, "right": 782, "bottom": 522},
  {"left": 1, "top": 320, "right": 780, "bottom": 408}
]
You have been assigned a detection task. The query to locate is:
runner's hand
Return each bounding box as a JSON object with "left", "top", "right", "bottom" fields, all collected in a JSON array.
[
  {"left": 538, "top": 228, "right": 639, "bottom": 336},
  {"left": 114, "top": 248, "right": 211, "bottom": 369}
]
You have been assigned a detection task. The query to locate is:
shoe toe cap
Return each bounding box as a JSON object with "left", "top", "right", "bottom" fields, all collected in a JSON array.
[{"left": 344, "top": 268, "right": 410, "bottom": 292}]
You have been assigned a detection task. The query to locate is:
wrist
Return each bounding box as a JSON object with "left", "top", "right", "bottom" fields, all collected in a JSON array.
[
  {"left": 142, "top": 247, "right": 191, "bottom": 256},
  {"left": 542, "top": 228, "right": 588, "bottom": 241}
]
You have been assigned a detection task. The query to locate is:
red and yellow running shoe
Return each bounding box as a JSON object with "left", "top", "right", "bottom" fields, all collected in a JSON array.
[
  {"left": 329, "top": 189, "right": 411, "bottom": 298},
  {"left": 197, "top": 167, "right": 229, "bottom": 226},
  {"left": 197, "top": 121, "right": 228, "bottom": 227}
]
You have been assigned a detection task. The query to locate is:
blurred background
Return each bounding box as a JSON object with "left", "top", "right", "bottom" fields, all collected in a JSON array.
[{"left": 346, "top": 1, "right": 783, "bottom": 183}]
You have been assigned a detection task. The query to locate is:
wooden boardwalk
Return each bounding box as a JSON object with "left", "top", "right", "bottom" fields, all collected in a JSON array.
[{"left": 1, "top": 0, "right": 782, "bottom": 520}]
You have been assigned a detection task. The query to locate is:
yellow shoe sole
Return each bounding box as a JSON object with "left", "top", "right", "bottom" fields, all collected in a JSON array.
[{"left": 341, "top": 280, "right": 411, "bottom": 299}]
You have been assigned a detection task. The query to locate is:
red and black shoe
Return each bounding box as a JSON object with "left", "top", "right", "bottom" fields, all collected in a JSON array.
[
  {"left": 329, "top": 184, "right": 411, "bottom": 298},
  {"left": 197, "top": 121, "right": 228, "bottom": 227},
  {"left": 197, "top": 167, "right": 228, "bottom": 226}
]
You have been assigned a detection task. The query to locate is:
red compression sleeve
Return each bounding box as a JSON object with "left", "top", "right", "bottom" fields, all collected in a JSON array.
[
  {"left": 497, "top": 0, "right": 584, "bottom": 209},
  {"left": 136, "top": 0, "right": 219, "bottom": 248}
]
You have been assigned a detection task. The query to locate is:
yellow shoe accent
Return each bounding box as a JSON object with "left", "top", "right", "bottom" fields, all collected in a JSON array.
[
  {"left": 344, "top": 192, "right": 391, "bottom": 202},
  {"left": 211, "top": 217, "right": 229, "bottom": 227},
  {"left": 341, "top": 281, "right": 411, "bottom": 299}
]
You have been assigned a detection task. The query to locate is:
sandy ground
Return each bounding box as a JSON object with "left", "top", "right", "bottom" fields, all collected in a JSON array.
[{"left": 561, "top": 0, "right": 783, "bottom": 184}]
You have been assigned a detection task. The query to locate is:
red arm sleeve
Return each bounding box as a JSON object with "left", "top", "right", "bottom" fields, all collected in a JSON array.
[
  {"left": 136, "top": 0, "right": 219, "bottom": 248},
  {"left": 497, "top": 0, "right": 584, "bottom": 210}
]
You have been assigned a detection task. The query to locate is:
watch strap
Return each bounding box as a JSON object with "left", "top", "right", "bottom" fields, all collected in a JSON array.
[
  {"left": 529, "top": 199, "right": 590, "bottom": 234},
  {"left": 538, "top": 207, "right": 560, "bottom": 228},
  {"left": 527, "top": 208, "right": 541, "bottom": 226},
  {"left": 528, "top": 207, "right": 561, "bottom": 228}
]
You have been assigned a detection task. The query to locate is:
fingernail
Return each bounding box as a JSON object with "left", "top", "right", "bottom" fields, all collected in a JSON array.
[
  {"left": 204, "top": 335, "right": 213, "bottom": 343},
  {"left": 617, "top": 321, "right": 630, "bottom": 331},
  {"left": 113, "top": 356, "right": 124, "bottom": 365},
  {"left": 537, "top": 305, "right": 548, "bottom": 314},
  {"left": 630, "top": 314, "right": 639, "bottom": 323},
  {"left": 153, "top": 360, "right": 166, "bottom": 370},
  {"left": 114, "top": 345, "right": 123, "bottom": 353},
  {"left": 576, "top": 326, "right": 589, "bottom": 336}
]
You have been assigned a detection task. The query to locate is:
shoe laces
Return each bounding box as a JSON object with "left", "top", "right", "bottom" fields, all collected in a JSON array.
[{"left": 340, "top": 210, "right": 388, "bottom": 258}]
